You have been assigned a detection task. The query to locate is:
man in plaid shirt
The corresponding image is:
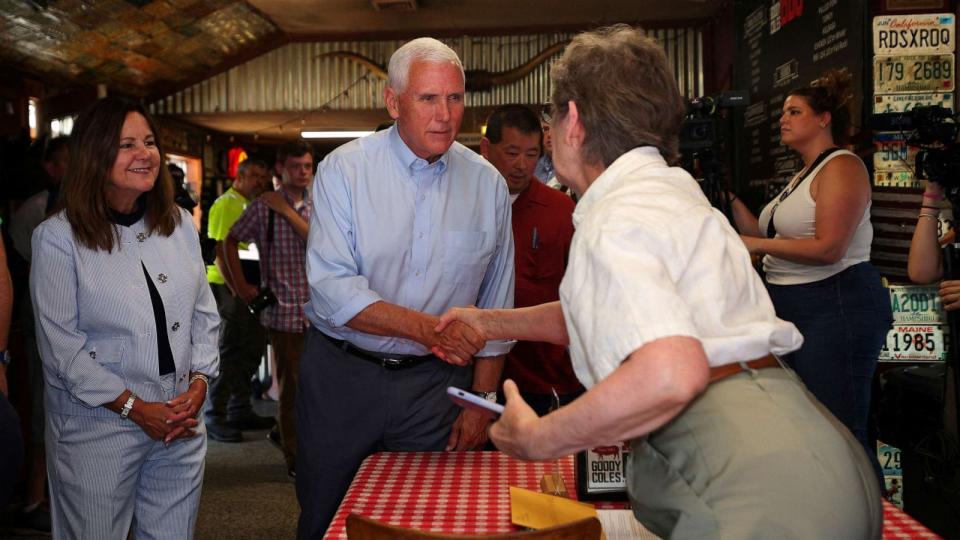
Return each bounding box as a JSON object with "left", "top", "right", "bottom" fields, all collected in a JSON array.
[{"left": 222, "top": 140, "right": 313, "bottom": 478}]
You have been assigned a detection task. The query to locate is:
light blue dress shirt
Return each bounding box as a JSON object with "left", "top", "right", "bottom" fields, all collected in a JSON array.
[
  {"left": 305, "top": 126, "right": 515, "bottom": 357},
  {"left": 534, "top": 155, "right": 554, "bottom": 183}
]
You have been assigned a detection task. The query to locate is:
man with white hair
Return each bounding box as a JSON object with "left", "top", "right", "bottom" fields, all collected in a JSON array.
[{"left": 296, "top": 37, "right": 515, "bottom": 537}]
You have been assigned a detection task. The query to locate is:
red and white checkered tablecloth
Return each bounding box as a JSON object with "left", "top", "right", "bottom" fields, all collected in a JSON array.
[
  {"left": 322, "top": 451, "right": 940, "bottom": 539},
  {"left": 881, "top": 500, "right": 941, "bottom": 539}
]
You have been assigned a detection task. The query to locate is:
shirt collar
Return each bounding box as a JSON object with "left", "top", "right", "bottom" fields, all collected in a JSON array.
[
  {"left": 388, "top": 124, "right": 449, "bottom": 176},
  {"left": 572, "top": 146, "right": 664, "bottom": 228},
  {"left": 278, "top": 186, "right": 309, "bottom": 206},
  {"left": 108, "top": 195, "right": 146, "bottom": 227},
  {"left": 512, "top": 177, "right": 548, "bottom": 208}
]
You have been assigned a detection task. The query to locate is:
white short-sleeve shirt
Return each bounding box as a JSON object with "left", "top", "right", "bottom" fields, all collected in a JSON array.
[{"left": 560, "top": 147, "right": 803, "bottom": 388}]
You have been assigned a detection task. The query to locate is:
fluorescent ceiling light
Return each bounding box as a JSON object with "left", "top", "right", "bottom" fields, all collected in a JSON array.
[{"left": 301, "top": 130, "right": 374, "bottom": 139}]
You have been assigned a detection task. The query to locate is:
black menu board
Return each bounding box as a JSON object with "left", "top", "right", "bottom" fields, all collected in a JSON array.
[{"left": 733, "top": 0, "right": 866, "bottom": 204}]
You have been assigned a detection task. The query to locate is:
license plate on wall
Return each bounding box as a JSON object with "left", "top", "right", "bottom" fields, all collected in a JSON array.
[
  {"left": 874, "top": 132, "right": 919, "bottom": 170},
  {"left": 873, "top": 92, "right": 954, "bottom": 113},
  {"left": 874, "top": 170, "right": 920, "bottom": 188},
  {"left": 879, "top": 324, "right": 946, "bottom": 362},
  {"left": 874, "top": 54, "right": 955, "bottom": 93},
  {"left": 873, "top": 13, "right": 955, "bottom": 55},
  {"left": 888, "top": 285, "right": 944, "bottom": 323}
]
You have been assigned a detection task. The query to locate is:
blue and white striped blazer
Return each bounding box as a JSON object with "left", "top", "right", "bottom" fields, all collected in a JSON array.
[{"left": 30, "top": 208, "right": 220, "bottom": 418}]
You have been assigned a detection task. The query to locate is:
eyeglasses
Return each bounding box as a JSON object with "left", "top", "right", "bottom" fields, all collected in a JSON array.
[
  {"left": 540, "top": 103, "right": 553, "bottom": 125},
  {"left": 541, "top": 102, "right": 568, "bottom": 125}
]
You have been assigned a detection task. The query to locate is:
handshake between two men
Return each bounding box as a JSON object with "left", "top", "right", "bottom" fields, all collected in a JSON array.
[
  {"left": 428, "top": 302, "right": 571, "bottom": 462},
  {"left": 429, "top": 306, "right": 495, "bottom": 366}
]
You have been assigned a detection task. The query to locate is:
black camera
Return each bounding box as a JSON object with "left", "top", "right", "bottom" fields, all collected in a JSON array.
[
  {"left": 871, "top": 105, "right": 960, "bottom": 191},
  {"left": 679, "top": 91, "right": 748, "bottom": 219},
  {"left": 247, "top": 288, "right": 278, "bottom": 316},
  {"left": 680, "top": 91, "right": 749, "bottom": 151}
]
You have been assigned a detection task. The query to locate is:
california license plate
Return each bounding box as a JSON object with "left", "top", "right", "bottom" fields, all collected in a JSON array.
[
  {"left": 879, "top": 324, "right": 946, "bottom": 362},
  {"left": 873, "top": 13, "right": 955, "bottom": 55},
  {"left": 888, "top": 285, "right": 943, "bottom": 323},
  {"left": 874, "top": 54, "right": 955, "bottom": 93},
  {"left": 873, "top": 132, "right": 919, "bottom": 170},
  {"left": 873, "top": 92, "right": 954, "bottom": 113},
  {"left": 874, "top": 170, "right": 920, "bottom": 188}
]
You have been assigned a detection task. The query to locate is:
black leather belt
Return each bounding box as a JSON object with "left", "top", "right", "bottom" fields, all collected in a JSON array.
[{"left": 319, "top": 331, "right": 435, "bottom": 371}]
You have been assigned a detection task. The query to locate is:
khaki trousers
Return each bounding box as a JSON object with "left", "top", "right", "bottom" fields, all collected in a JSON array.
[{"left": 628, "top": 365, "right": 882, "bottom": 540}]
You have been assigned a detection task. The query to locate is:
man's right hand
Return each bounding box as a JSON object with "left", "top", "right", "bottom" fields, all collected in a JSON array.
[
  {"left": 236, "top": 282, "right": 259, "bottom": 303},
  {"left": 431, "top": 307, "right": 489, "bottom": 364},
  {"left": 430, "top": 319, "right": 484, "bottom": 366}
]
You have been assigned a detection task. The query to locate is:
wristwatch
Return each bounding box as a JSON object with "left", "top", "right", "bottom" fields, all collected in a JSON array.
[
  {"left": 474, "top": 390, "right": 498, "bottom": 403},
  {"left": 120, "top": 393, "right": 138, "bottom": 420},
  {"left": 0, "top": 350, "right": 10, "bottom": 367}
]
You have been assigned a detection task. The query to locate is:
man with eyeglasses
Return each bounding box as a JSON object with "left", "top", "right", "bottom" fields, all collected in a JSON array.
[
  {"left": 480, "top": 104, "right": 582, "bottom": 416},
  {"left": 534, "top": 103, "right": 555, "bottom": 184}
]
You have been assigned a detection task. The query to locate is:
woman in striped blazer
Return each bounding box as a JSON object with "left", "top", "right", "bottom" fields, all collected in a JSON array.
[{"left": 30, "top": 97, "right": 220, "bottom": 539}]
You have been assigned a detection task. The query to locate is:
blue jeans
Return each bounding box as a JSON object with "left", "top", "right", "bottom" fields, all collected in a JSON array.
[{"left": 766, "top": 262, "right": 893, "bottom": 480}]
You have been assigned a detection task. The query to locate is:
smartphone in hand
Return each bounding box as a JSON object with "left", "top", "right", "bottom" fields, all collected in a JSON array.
[{"left": 447, "top": 386, "right": 504, "bottom": 417}]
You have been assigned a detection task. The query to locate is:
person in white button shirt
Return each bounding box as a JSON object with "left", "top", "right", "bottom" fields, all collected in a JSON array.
[{"left": 435, "top": 25, "right": 881, "bottom": 539}]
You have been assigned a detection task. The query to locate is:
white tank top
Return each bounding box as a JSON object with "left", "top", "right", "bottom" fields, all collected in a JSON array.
[{"left": 757, "top": 149, "right": 873, "bottom": 285}]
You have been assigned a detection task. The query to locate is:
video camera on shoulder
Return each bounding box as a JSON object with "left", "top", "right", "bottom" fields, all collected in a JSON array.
[{"left": 872, "top": 105, "right": 960, "bottom": 196}]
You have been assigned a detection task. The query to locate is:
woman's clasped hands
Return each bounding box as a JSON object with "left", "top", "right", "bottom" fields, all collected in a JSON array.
[{"left": 126, "top": 379, "right": 207, "bottom": 444}]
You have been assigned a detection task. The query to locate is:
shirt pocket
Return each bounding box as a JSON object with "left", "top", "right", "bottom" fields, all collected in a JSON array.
[
  {"left": 520, "top": 241, "right": 565, "bottom": 282},
  {"left": 442, "top": 231, "right": 492, "bottom": 287}
]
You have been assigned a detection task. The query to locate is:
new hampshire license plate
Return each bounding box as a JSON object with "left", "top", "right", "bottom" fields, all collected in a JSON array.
[
  {"left": 888, "top": 285, "right": 943, "bottom": 323},
  {"left": 874, "top": 54, "right": 955, "bottom": 93}
]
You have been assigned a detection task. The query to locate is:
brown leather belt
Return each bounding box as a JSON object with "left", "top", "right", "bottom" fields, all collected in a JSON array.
[{"left": 708, "top": 354, "right": 780, "bottom": 384}]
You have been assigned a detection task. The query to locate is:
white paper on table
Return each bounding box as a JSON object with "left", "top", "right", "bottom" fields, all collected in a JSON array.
[{"left": 596, "top": 509, "right": 661, "bottom": 540}]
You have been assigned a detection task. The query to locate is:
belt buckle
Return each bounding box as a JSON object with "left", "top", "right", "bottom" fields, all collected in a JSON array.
[{"left": 381, "top": 357, "right": 404, "bottom": 370}]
